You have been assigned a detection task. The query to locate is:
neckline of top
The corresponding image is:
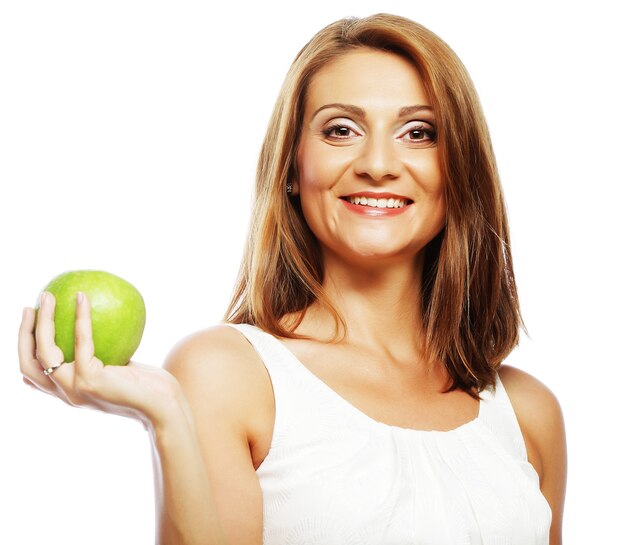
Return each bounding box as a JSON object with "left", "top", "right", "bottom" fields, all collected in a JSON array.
[{"left": 241, "top": 323, "right": 489, "bottom": 436}]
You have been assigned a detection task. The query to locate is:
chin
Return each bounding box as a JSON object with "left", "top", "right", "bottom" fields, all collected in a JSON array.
[
  {"left": 343, "top": 245, "right": 415, "bottom": 265},
  {"left": 322, "top": 234, "right": 426, "bottom": 267}
]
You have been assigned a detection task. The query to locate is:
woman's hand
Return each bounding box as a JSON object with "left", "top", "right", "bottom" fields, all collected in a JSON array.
[{"left": 18, "top": 291, "right": 183, "bottom": 431}]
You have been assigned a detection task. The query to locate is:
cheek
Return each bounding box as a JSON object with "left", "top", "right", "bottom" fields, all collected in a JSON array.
[
  {"left": 296, "top": 142, "right": 329, "bottom": 235},
  {"left": 413, "top": 150, "right": 443, "bottom": 195},
  {"left": 297, "top": 143, "right": 340, "bottom": 229},
  {"left": 428, "top": 179, "right": 446, "bottom": 231},
  {"left": 297, "top": 137, "right": 350, "bottom": 192},
  {"left": 297, "top": 138, "right": 315, "bottom": 187},
  {"left": 409, "top": 152, "right": 446, "bottom": 229},
  {"left": 298, "top": 143, "right": 319, "bottom": 189},
  {"left": 426, "top": 168, "right": 445, "bottom": 216}
]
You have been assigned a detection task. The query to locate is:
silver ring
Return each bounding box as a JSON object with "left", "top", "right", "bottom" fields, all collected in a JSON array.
[{"left": 43, "top": 362, "right": 65, "bottom": 376}]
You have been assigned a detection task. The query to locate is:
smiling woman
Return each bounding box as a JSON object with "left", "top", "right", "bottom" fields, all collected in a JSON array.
[
  {"left": 19, "top": 11, "right": 566, "bottom": 545},
  {"left": 294, "top": 49, "right": 445, "bottom": 267},
  {"left": 226, "top": 15, "right": 522, "bottom": 400}
]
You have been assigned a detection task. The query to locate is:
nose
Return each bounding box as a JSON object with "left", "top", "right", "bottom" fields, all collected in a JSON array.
[{"left": 353, "top": 133, "right": 402, "bottom": 182}]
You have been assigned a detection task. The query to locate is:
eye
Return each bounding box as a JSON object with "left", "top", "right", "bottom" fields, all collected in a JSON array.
[
  {"left": 400, "top": 122, "right": 437, "bottom": 145},
  {"left": 321, "top": 123, "right": 360, "bottom": 140}
]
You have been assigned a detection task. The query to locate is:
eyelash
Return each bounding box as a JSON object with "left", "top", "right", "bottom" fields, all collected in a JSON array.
[{"left": 322, "top": 122, "right": 437, "bottom": 144}]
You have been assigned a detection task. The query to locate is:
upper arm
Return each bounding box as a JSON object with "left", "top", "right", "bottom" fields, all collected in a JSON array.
[
  {"left": 499, "top": 364, "right": 568, "bottom": 545},
  {"left": 162, "top": 325, "right": 266, "bottom": 545}
]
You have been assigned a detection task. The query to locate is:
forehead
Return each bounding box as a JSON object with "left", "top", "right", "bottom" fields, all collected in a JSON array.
[{"left": 304, "top": 48, "right": 430, "bottom": 117}]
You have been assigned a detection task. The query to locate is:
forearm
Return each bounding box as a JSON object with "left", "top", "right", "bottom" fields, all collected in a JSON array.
[{"left": 149, "top": 397, "right": 227, "bottom": 545}]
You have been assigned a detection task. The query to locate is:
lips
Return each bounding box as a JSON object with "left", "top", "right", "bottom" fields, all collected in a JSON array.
[
  {"left": 339, "top": 191, "right": 413, "bottom": 217},
  {"left": 340, "top": 191, "right": 414, "bottom": 210}
]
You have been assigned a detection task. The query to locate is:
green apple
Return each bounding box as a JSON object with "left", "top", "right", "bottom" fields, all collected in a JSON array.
[{"left": 35, "top": 270, "right": 146, "bottom": 366}]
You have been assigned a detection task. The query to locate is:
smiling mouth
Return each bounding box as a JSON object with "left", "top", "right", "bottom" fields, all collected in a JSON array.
[{"left": 340, "top": 195, "right": 413, "bottom": 209}]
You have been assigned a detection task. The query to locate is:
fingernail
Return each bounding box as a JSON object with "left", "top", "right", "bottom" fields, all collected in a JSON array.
[
  {"left": 77, "top": 291, "right": 84, "bottom": 304},
  {"left": 40, "top": 292, "right": 47, "bottom": 306}
]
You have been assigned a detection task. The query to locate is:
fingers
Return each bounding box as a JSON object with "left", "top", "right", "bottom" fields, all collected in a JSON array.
[
  {"left": 18, "top": 305, "right": 67, "bottom": 399},
  {"left": 18, "top": 306, "right": 36, "bottom": 374},
  {"left": 74, "top": 292, "right": 102, "bottom": 375},
  {"left": 74, "top": 292, "right": 95, "bottom": 364},
  {"left": 73, "top": 292, "right": 105, "bottom": 397},
  {"left": 17, "top": 308, "right": 44, "bottom": 390},
  {"left": 20, "top": 291, "right": 104, "bottom": 409},
  {"left": 34, "top": 292, "right": 65, "bottom": 368}
]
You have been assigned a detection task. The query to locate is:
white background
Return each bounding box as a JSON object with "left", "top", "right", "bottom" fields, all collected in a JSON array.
[{"left": 1, "top": 0, "right": 624, "bottom": 543}]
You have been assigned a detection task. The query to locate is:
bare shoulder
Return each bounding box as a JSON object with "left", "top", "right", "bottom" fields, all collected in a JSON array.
[
  {"left": 498, "top": 364, "right": 564, "bottom": 431},
  {"left": 497, "top": 364, "right": 565, "bottom": 453},
  {"left": 164, "top": 323, "right": 258, "bottom": 370},
  {"left": 498, "top": 364, "right": 567, "bottom": 544},
  {"left": 162, "top": 324, "right": 272, "bottom": 444},
  {"left": 164, "top": 324, "right": 263, "bottom": 383}
]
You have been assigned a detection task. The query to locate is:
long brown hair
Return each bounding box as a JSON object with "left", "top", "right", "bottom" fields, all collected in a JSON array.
[{"left": 224, "top": 13, "right": 523, "bottom": 397}]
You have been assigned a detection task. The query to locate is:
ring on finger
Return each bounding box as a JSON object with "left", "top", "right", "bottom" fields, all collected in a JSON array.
[{"left": 43, "top": 362, "right": 65, "bottom": 376}]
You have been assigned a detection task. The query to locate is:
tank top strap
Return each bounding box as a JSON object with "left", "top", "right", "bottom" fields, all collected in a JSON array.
[
  {"left": 224, "top": 322, "right": 295, "bottom": 384},
  {"left": 477, "top": 371, "right": 530, "bottom": 463},
  {"left": 224, "top": 322, "right": 317, "bottom": 448},
  {"left": 225, "top": 322, "right": 289, "bottom": 375}
]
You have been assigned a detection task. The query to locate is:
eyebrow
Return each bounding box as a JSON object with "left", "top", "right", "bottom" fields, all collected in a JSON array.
[{"left": 311, "top": 102, "right": 433, "bottom": 119}]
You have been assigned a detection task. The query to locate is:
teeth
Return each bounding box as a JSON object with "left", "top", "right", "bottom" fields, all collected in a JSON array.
[{"left": 348, "top": 195, "right": 407, "bottom": 208}]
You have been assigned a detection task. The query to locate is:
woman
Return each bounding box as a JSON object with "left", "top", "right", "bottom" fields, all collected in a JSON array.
[{"left": 19, "top": 13, "right": 566, "bottom": 545}]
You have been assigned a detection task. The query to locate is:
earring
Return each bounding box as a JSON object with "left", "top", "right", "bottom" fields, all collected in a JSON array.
[{"left": 286, "top": 182, "right": 293, "bottom": 194}]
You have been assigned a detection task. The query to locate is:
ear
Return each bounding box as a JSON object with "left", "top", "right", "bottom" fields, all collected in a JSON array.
[
  {"left": 289, "top": 149, "right": 301, "bottom": 196},
  {"left": 288, "top": 178, "right": 300, "bottom": 196},
  {"left": 287, "top": 160, "right": 300, "bottom": 196}
]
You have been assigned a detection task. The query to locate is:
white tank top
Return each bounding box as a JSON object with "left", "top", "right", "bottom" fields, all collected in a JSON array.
[{"left": 227, "top": 323, "right": 552, "bottom": 545}]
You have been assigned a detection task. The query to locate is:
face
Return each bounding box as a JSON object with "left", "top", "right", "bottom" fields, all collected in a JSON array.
[{"left": 295, "top": 48, "right": 445, "bottom": 267}]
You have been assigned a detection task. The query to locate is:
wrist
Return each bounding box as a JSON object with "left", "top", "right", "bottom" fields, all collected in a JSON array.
[
  {"left": 146, "top": 382, "right": 195, "bottom": 439},
  {"left": 148, "top": 405, "right": 202, "bottom": 465}
]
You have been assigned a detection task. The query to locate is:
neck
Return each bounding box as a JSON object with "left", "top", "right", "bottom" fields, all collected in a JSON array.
[{"left": 304, "top": 250, "right": 430, "bottom": 360}]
